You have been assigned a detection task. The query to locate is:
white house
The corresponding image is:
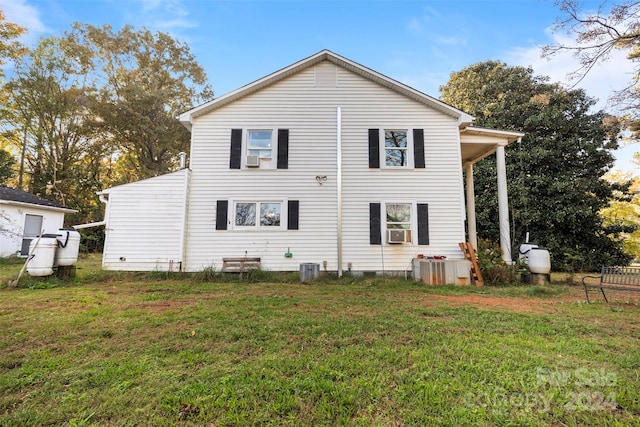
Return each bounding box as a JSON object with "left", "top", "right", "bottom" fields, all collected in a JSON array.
[
  {"left": 0, "top": 186, "right": 76, "bottom": 257},
  {"left": 95, "top": 50, "right": 523, "bottom": 275}
]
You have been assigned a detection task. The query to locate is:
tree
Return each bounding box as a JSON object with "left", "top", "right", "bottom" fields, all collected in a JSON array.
[
  {"left": 601, "top": 171, "right": 640, "bottom": 259},
  {"left": 0, "top": 148, "right": 15, "bottom": 184},
  {"left": 1, "top": 23, "right": 213, "bottom": 247},
  {"left": 4, "top": 37, "right": 111, "bottom": 224},
  {"left": 440, "top": 61, "right": 631, "bottom": 271},
  {"left": 61, "top": 24, "right": 213, "bottom": 180},
  {"left": 0, "top": 9, "right": 27, "bottom": 80},
  {"left": 544, "top": 1, "right": 640, "bottom": 136}
]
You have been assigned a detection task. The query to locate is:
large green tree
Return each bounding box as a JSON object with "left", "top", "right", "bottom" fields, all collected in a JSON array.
[
  {"left": 2, "top": 23, "right": 213, "bottom": 241},
  {"left": 441, "top": 61, "right": 631, "bottom": 270},
  {"left": 4, "top": 37, "right": 109, "bottom": 224},
  {"left": 61, "top": 24, "right": 213, "bottom": 181}
]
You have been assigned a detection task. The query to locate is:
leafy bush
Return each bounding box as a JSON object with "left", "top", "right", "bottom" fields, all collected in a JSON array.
[{"left": 476, "top": 239, "right": 521, "bottom": 285}]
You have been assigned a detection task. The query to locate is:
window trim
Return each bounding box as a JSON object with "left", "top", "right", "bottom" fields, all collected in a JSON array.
[
  {"left": 247, "top": 129, "right": 274, "bottom": 161},
  {"left": 377, "top": 128, "right": 415, "bottom": 169},
  {"left": 383, "top": 201, "right": 416, "bottom": 244},
  {"left": 229, "top": 198, "right": 288, "bottom": 230}
]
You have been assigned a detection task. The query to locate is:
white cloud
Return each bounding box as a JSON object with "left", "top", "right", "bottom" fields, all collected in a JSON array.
[
  {"left": 506, "top": 31, "right": 636, "bottom": 113},
  {"left": 506, "top": 30, "right": 638, "bottom": 175},
  {"left": 137, "top": 0, "right": 197, "bottom": 32},
  {"left": 0, "top": 0, "right": 48, "bottom": 44},
  {"left": 436, "top": 36, "right": 467, "bottom": 47}
]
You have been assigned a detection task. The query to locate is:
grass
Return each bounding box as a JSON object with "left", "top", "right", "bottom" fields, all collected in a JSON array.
[{"left": 1, "top": 255, "right": 639, "bottom": 426}]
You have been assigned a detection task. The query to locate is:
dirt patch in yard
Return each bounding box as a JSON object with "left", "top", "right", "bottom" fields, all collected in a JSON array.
[
  {"left": 423, "top": 293, "right": 568, "bottom": 314},
  {"left": 423, "top": 286, "right": 640, "bottom": 314}
]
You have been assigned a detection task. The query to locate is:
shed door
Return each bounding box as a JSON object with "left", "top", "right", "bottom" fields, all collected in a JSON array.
[{"left": 21, "top": 214, "right": 43, "bottom": 255}]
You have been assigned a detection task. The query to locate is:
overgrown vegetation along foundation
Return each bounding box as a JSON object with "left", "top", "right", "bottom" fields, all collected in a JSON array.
[{"left": 1, "top": 255, "right": 639, "bottom": 426}]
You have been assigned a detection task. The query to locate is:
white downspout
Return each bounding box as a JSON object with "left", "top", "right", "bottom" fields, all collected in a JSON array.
[
  {"left": 465, "top": 163, "right": 478, "bottom": 250},
  {"left": 177, "top": 169, "right": 190, "bottom": 272},
  {"left": 336, "top": 107, "right": 343, "bottom": 277},
  {"left": 496, "top": 143, "right": 512, "bottom": 263}
]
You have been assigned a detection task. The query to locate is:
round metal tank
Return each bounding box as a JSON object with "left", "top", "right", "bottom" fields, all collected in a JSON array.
[
  {"left": 55, "top": 228, "right": 81, "bottom": 266},
  {"left": 27, "top": 235, "right": 58, "bottom": 277},
  {"left": 528, "top": 248, "right": 551, "bottom": 274}
]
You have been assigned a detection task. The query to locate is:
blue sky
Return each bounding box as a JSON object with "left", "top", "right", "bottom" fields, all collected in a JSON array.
[{"left": 2, "top": 0, "right": 638, "bottom": 175}]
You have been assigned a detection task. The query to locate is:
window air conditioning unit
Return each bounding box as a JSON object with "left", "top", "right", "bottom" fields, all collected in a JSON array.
[
  {"left": 387, "top": 229, "right": 408, "bottom": 244},
  {"left": 246, "top": 155, "right": 260, "bottom": 167}
]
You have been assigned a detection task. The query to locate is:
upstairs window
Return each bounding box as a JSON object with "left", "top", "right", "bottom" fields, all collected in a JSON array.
[
  {"left": 369, "top": 128, "right": 424, "bottom": 169},
  {"left": 229, "top": 129, "right": 289, "bottom": 169},
  {"left": 385, "top": 130, "right": 408, "bottom": 167},
  {"left": 247, "top": 130, "right": 273, "bottom": 160}
]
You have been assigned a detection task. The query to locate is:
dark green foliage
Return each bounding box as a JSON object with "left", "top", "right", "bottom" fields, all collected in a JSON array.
[
  {"left": 441, "top": 61, "right": 631, "bottom": 271},
  {"left": 0, "top": 148, "right": 15, "bottom": 184}
]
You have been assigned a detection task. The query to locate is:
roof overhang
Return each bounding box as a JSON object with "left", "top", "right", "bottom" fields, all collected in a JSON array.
[
  {"left": 460, "top": 126, "right": 525, "bottom": 166},
  {"left": 0, "top": 199, "right": 77, "bottom": 214},
  {"left": 179, "top": 50, "right": 474, "bottom": 130}
]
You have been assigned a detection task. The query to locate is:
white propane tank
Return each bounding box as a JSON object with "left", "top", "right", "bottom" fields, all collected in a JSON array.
[
  {"left": 55, "top": 228, "right": 81, "bottom": 266},
  {"left": 528, "top": 248, "right": 551, "bottom": 274},
  {"left": 26, "top": 235, "right": 58, "bottom": 277},
  {"left": 518, "top": 243, "right": 538, "bottom": 263}
]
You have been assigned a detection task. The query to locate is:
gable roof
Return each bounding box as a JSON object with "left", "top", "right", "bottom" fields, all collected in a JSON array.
[
  {"left": 0, "top": 186, "right": 76, "bottom": 213},
  {"left": 179, "top": 49, "right": 474, "bottom": 129}
]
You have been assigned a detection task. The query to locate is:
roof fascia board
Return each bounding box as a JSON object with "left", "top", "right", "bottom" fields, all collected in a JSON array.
[
  {"left": 462, "top": 126, "right": 525, "bottom": 143},
  {"left": 0, "top": 199, "right": 76, "bottom": 213}
]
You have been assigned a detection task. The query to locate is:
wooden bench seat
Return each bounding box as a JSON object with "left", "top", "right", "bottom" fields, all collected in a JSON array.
[
  {"left": 222, "top": 257, "right": 261, "bottom": 273},
  {"left": 582, "top": 266, "right": 640, "bottom": 303}
]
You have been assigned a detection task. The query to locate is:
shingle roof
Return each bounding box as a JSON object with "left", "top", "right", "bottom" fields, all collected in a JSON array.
[{"left": 0, "top": 186, "right": 73, "bottom": 211}]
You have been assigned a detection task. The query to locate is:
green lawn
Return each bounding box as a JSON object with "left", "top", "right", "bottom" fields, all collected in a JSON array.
[{"left": 1, "top": 256, "right": 639, "bottom": 426}]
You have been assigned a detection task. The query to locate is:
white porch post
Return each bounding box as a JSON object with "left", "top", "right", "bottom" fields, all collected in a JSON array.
[
  {"left": 464, "top": 163, "right": 478, "bottom": 250},
  {"left": 495, "top": 144, "right": 512, "bottom": 263}
]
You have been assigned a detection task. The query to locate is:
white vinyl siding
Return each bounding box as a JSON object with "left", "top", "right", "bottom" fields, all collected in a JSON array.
[
  {"left": 185, "top": 60, "right": 465, "bottom": 272},
  {"left": 101, "top": 169, "right": 189, "bottom": 271},
  {"left": 0, "top": 205, "right": 66, "bottom": 258}
]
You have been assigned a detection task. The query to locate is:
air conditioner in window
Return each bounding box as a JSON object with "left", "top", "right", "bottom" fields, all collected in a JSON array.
[
  {"left": 387, "top": 229, "right": 408, "bottom": 244},
  {"left": 246, "top": 155, "right": 260, "bottom": 167}
]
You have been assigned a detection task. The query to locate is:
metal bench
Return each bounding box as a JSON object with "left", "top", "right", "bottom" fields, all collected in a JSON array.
[
  {"left": 222, "top": 257, "right": 261, "bottom": 273},
  {"left": 582, "top": 266, "right": 640, "bottom": 303}
]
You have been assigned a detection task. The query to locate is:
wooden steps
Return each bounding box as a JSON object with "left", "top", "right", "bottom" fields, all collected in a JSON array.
[{"left": 459, "top": 242, "right": 483, "bottom": 286}]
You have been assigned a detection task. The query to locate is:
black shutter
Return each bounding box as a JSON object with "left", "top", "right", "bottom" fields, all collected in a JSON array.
[
  {"left": 277, "top": 129, "right": 289, "bottom": 169},
  {"left": 369, "top": 202, "right": 382, "bottom": 245},
  {"left": 413, "top": 129, "right": 425, "bottom": 169},
  {"left": 288, "top": 200, "right": 299, "bottom": 230},
  {"left": 216, "top": 200, "right": 228, "bottom": 230},
  {"left": 229, "top": 129, "right": 242, "bottom": 169},
  {"left": 368, "top": 129, "right": 380, "bottom": 168},
  {"left": 417, "top": 203, "right": 429, "bottom": 245}
]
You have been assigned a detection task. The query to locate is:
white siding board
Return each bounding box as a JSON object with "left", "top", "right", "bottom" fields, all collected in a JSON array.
[
  {"left": 185, "top": 60, "right": 466, "bottom": 272},
  {"left": 102, "top": 169, "right": 189, "bottom": 271}
]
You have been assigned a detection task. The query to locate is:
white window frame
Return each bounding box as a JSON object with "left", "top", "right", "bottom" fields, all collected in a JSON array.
[
  {"left": 381, "top": 129, "right": 414, "bottom": 168},
  {"left": 383, "top": 201, "right": 416, "bottom": 244},
  {"left": 245, "top": 129, "right": 277, "bottom": 169},
  {"left": 230, "top": 199, "right": 287, "bottom": 230}
]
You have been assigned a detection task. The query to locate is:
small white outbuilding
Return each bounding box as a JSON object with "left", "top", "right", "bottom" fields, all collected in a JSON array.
[{"left": 0, "top": 186, "right": 76, "bottom": 258}]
